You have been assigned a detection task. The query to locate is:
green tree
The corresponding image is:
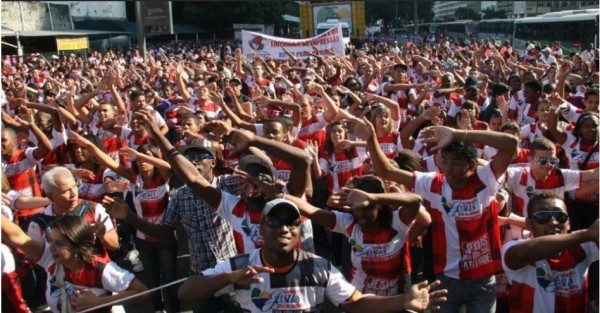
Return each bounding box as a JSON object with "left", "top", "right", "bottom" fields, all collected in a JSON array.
[
  {"left": 454, "top": 7, "right": 480, "bottom": 20},
  {"left": 481, "top": 8, "right": 507, "bottom": 20},
  {"left": 366, "top": 0, "right": 433, "bottom": 28}
]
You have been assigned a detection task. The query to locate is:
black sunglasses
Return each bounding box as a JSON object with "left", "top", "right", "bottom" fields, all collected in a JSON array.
[
  {"left": 532, "top": 211, "right": 568, "bottom": 224},
  {"left": 534, "top": 157, "right": 559, "bottom": 167},
  {"left": 264, "top": 215, "right": 301, "bottom": 229}
]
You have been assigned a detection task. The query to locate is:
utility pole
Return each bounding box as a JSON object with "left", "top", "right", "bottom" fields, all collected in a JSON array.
[
  {"left": 396, "top": 0, "right": 399, "bottom": 28},
  {"left": 134, "top": 1, "right": 147, "bottom": 61},
  {"left": 413, "top": 0, "right": 418, "bottom": 35}
]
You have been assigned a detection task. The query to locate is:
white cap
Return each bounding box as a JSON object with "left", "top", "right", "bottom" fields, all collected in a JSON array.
[
  {"left": 262, "top": 198, "right": 301, "bottom": 220},
  {"left": 526, "top": 43, "right": 535, "bottom": 50}
]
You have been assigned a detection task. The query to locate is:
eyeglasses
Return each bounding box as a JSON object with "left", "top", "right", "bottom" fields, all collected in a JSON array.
[
  {"left": 534, "top": 157, "right": 559, "bottom": 167},
  {"left": 264, "top": 215, "right": 301, "bottom": 229},
  {"left": 532, "top": 210, "right": 568, "bottom": 224},
  {"left": 187, "top": 152, "right": 214, "bottom": 165}
]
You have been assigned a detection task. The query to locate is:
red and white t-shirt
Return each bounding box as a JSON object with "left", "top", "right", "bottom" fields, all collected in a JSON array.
[
  {"left": 503, "top": 168, "right": 581, "bottom": 242},
  {"left": 562, "top": 133, "right": 599, "bottom": 171},
  {"left": 129, "top": 173, "right": 170, "bottom": 241},
  {"left": 36, "top": 244, "right": 134, "bottom": 313},
  {"left": 77, "top": 168, "right": 107, "bottom": 203},
  {"left": 502, "top": 239, "right": 599, "bottom": 313},
  {"left": 297, "top": 113, "right": 331, "bottom": 147},
  {"left": 2, "top": 148, "right": 44, "bottom": 217},
  {"left": 319, "top": 148, "right": 368, "bottom": 193},
  {"left": 331, "top": 210, "right": 411, "bottom": 296},
  {"left": 505, "top": 167, "right": 581, "bottom": 219},
  {"left": 413, "top": 164, "right": 503, "bottom": 279},
  {"left": 119, "top": 126, "right": 150, "bottom": 151},
  {"left": 509, "top": 90, "right": 526, "bottom": 122},
  {"left": 187, "top": 97, "right": 221, "bottom": 119},
  {"left": 89, "top": 115, "right": 124, "bottom": 163},
  {"left": 377, "top": 132, "right": 403, "bottom": 159}
]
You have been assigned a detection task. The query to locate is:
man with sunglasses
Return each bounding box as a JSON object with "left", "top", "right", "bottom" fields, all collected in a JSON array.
[
  {"left": 501, "top": 192, "right": 598, "bottom": 313},
  {"left": 179, "top": 197, "right": 448, "bottom": 312},
  {"left": 504, "top": 137, "right": 599, "bottom": 241}
]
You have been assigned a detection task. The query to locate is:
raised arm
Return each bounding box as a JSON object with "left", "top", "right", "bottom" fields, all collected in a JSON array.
[
  {"left": 357, "top": 118, "right": 416, "bottom": 189},
  {"left": 226, "top": 127, "right": 310, "bottom": 197},
  {"left": 15, "top": 107, "right": 52, "bottom": 160},
  {"left": 1, "top": 215, "right": 44, "bottom": 262},
  {"left": 504, "top": 220, "right": 598, "bottom": 270},
  {"left": 419, "top": 126, "right": 518, "bottom": 179},
  {"left": 68, "top": 130, "right": 131, "bottom": 179},
  {"left": 136, "top": 110, "right": 220, "bottom": 208}
]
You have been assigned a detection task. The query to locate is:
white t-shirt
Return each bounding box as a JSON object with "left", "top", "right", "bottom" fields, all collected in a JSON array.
[{"left": 203, "top": 249, "right": 359, "bottom": 312}]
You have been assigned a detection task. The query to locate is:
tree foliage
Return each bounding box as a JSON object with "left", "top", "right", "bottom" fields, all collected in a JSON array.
[
  {"left": 454, "top": 7, "right": 480, "bottom": 21},
  {"left": 481, "top": 8, "right": 507, "bottom": 20}
]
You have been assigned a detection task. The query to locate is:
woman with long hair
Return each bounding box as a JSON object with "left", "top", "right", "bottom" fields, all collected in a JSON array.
[
  {"left": 308, "top": 120, "right": 367, "bottom": 194},
  {"left": 68, "top": 131, "right": 179, "bottom": 313},
  {"left": 1, "top": 214, "right": 148, "bottom": 312}
]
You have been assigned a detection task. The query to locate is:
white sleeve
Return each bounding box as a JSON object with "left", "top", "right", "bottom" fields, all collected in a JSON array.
[
  {"left": 413, "top": 172, "right": 434, "bottom": 202},
  {"left": 508, "top": 94, "right": 519, "bottom": 111},
  {"left": 51, "top": 127, "right": 68, "bottom": 146},
  {"left": 215, "top": 191, "right": 241, "bottom": 222},
  {"left": 319, "top": 157, "right": 330, "bottom": 176},
  {"left": 560, "top": 169, "right": 582, "bottom": 191},
  {"left": 25, "top": 147, "right": 41, "bottom": 164},
  {"left": 325, "top": 264, "right": 358, "bottom": 306},
  {"left": 27, "top": 220, "right": 45, "bottom": 243},
  {"left": 154, "top": 111, "right": 167, "bottom": 127},
  {"left": 330, "top": 211, "right": 355, "bottom": 236},
  {"left": 254, "top": 123, "right": 264, "bottom": 137},
  {"left": 447, "top": 103, "right": 459, "bottom": 118},
  {"left": 201, "top": 258, "right": 236, "bottom": 296},
  {"left": 94, "top": 204, "right": 116, "bottom": 232},
  {"left": 501, "top": 239, "right": 527, "bottom": 283},
  {"left": 476, "top": 163, "right": 504, "bottom": 189},
  {"left": 391, "top": 209, "right": 411, "bottom": 235},
  {"left": 101, "top": 262, "right": 136, "bottom": 293}
]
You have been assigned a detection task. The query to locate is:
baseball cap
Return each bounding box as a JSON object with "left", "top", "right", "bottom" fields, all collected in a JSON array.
[
  {"left": 542, "top": 47, "right": 552, "bottom": 53},
  {"left": 238, "top": 154, "right": 277, "bottom": 184},
  {"left": 179, "top": 138, "right": 216, "bottom": 159},
  {"left": 262, "top": 198, "right": 301, "bottom": 220},
  {"left": 526, "top": 43, "right": 535, "bottom": 51}
]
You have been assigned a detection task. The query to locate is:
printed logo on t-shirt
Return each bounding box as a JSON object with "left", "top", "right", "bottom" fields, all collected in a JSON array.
[
  {"left": 441, "top": 196, "right": 480, "bottom": 219},
  {"left": 526, "top": 186, "right": 535, "bottom": 199},
  {"left": 349, "top": 239, "right": 363, "bottom": 253},
  {"left": 251, "top": 287, "right": 305, "bottom": 311},
  {"left": 48, "top": 275, "right": 74, "bottom": 311},
  {"left": 460, "top": 234, "right": 493, "bottom": 270},
  {"left": 537, "top": 266, "right": 555, "bottom": 292},
  {"left": 241, "top": 218, "right": 263, "bottom": 247}
]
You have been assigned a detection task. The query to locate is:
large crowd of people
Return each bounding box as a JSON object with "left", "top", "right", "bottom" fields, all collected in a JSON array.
[{"left": 0, "top": 32, "right": 598, "bottom": 313}]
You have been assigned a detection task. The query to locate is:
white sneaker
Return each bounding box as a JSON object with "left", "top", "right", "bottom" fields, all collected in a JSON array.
[{"left": 132, "top": 261, "right": 144, "bottom": 272}]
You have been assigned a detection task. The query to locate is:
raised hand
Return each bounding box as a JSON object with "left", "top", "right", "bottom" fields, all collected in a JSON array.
[
  {"left": 102, "top": 196, "right": 129, "bottom": 220},
  {"left": 422, "top": 106, "right": 441, "bottom": 121},
  {"left": 68, "top": 130, "right": 93, "bottom": 148},
  {"left": 352, "top": 117, "right": 376, "bottom": 140},
  {"left": 89, "top": 214, "right": 109, "bottom": 237},
  {"left": 71, "top": 168, "right": 96, "bottom": 181},
  {"left": 338, "top": 187, "right": 372, "bottom": 210},
  {"left": 418, "top": 126, "right": 457, "bottom": 152},
  {"left": 134, "top": 109, "right": 161, "bottom": 138},
  {"left": 227, "top": 129, "right": 255, "bottom": 155},
  {"left": 306, "top": 140, "right": 319, "bottom": 160},
  {"left": 119, "top": 147, "right": 139, "bottom": 161},
  {"left": 496, "top": 94, "right": 509, "bottom": 114},
  {"left": 335, "top": 139, "right": 355, "bottom": 151}
]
